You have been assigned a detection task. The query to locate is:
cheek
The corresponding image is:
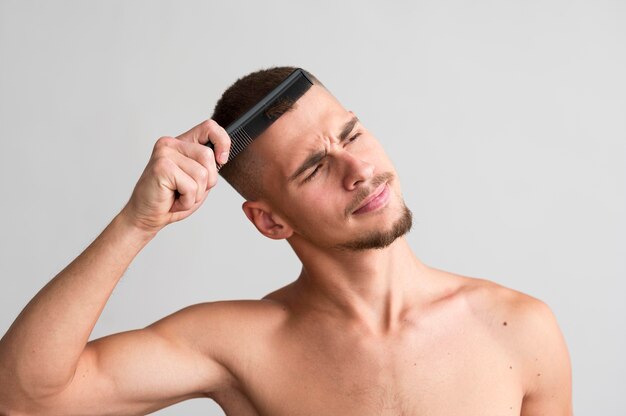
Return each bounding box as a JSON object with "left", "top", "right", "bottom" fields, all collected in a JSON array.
[
  {"left": 371, "top": 143, "right": 393, "bottom": 165},
  {"left": 371, "top": 149, "right": 397, "bottom": 175},
  {"left": 292, "top": 190, "right": 340, "bottom": 226}
]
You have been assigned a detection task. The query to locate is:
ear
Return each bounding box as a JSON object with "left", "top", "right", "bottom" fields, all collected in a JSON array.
[{"left": 242, "top": 200, "right": 294, "bottom": 240}]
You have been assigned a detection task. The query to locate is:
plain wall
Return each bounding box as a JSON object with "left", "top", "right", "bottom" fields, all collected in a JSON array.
[{"left": 1, "top": 0, "right": 624, "bottom": 414}]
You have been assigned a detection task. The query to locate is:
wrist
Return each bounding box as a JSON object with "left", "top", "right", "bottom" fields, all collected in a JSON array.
[{"left": 113, "top": 208, "right": 159, "bottom": 246}]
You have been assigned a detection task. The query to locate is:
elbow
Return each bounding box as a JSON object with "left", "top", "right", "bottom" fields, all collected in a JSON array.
[
  {"left": 0, "top": 369, "right": 70, "bottom": 415},
  {"left": 1, "top": 354, "right": 74, "bottom": 399},
  {"left": 0, "top": 406, "right": 32, "bottom": 416}
]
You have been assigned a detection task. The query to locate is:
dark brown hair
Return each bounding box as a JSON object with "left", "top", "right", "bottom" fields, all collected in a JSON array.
[{"left": 210, "top": 66, "right": 323, "bottom": 201}]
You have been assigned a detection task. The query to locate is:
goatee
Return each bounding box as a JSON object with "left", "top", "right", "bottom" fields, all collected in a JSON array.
[{"left": 335, "top": 202, "right": 413, "bottom": 251}]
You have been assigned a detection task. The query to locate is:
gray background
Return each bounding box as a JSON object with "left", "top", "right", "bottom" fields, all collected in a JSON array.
[{"left": 1, "top": 0, "right": 624, "bottom": 414}]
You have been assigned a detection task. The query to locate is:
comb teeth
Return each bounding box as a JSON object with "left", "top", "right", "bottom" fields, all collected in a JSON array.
[
  {"left": 211, "top": 68, "right": 314, "bottom": 171},
  {"left": 217, "top": 126, "right": 254, "bottom": 170}
]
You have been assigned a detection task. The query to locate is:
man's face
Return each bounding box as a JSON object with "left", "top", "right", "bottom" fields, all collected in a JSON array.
[{"left": 252, "top": 85, "right": 412, "bottom": 251}]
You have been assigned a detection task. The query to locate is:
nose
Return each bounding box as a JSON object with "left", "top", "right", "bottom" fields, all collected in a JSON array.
[{"left": 341, "top": 151, "right": 375, "bottom": 190}]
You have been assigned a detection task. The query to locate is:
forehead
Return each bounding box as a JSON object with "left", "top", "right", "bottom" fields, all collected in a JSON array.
[{"left": 253, "top": 85, "right": 350, "bottom": 178}]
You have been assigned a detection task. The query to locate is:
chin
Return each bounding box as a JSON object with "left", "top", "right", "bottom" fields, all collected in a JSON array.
[{"left": 335, "top": 201, "right": 413, "bottom": 251}]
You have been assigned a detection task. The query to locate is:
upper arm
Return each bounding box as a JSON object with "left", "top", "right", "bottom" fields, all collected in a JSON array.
[
  {"left": 518, "top": 297, "right": 573, "bottom": 415},
  {"left": 19, "top": 303, "right": 233, "bottom": 416}
]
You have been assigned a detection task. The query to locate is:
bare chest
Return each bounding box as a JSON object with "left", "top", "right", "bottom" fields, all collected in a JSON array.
[{"left": 215, "top": 313, "right": 525, "bottom": 415}]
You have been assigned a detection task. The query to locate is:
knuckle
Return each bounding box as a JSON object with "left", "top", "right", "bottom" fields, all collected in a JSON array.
[
  {"left": 155, "top": 136, "right": 175, "bottom": 149},
  {"left": 152, "top": 156, "right": 174, "bottom": 174},
  {"left": 202, "top": 119, "right": 217, "bottom": 135},
  {"left": 202, "top": 148, "right": 217, "bottom": 167},
  {"left": 152, "top": 146, "right": 167, "bottom": 159},
  {"left": 208, "top": 172, "right": 218, "bottom": 188},
  {"left": 197, "top": 167, "right": 208, "bottom": 180},
  {"left": 222, "top": 132, "right": 232, "bottom": 148},
  {"left": 156, "top": 135, "right": 172, "bottom": 144},
  {"left": 205, "top": 119, "right": 230, "bottom": 147}
]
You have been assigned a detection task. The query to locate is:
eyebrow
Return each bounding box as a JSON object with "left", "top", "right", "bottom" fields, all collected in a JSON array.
[{"left": 288, "top": 115, "right": 360, "bottom": 183}]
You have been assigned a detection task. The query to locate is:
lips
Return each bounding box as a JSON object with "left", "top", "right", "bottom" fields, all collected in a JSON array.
[{"left": 352, "top": 182, "right": 387, "bottom": 214}]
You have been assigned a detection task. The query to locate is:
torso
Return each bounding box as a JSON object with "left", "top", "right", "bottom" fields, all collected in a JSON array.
[{"left": 205, "top": 267, "right": 531, "bottom": 415}]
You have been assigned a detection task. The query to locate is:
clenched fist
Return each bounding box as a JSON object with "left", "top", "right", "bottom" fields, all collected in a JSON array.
[{"left": 120, "top": 119, "right": 231, "bottom": 236}]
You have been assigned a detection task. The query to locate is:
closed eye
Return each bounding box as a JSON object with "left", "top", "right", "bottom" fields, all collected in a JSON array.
[
  {"left": 348, "top": 132, "right": 361, "bottom": 142},
  {"left": 302, "top": 133, "right": 362, "bottom": 183},
  {"left": 303, "top": 164, "right": 322, "bottom": 183}
]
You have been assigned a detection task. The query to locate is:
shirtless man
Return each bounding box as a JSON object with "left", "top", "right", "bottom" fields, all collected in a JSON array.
[{"left": 0, "top": 66, "right": 572, "bottom": 415}]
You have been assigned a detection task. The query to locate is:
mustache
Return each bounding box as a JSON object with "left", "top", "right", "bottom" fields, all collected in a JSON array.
[{"left": 346, "top": 171, "right": 394, "bottom": 216}]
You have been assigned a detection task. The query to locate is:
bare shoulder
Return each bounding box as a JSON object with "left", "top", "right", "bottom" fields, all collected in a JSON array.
[
  {"left": 460, "top": 275, "right": 548, "bottom": 322},
  {"left": 150, "top": 297, "right": 288, "bottom": 337},
  {"left": 463, "top": 276, "right": 564, "bottom": 345},
  {"left": 439, "top": 271, "right": 572, "bottom": 411},
  {"left": 450, "top": 273, "right": 565, "bottom": 347},
  {"left": 427, "top": 267, "right": 547, "bottom": 321},
  {"left": 148, "top": 298, "right": 289, "bottom": 365}
]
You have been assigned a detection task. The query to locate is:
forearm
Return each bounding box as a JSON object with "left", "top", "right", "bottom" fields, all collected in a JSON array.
[{"left": 0, "top": 209, "right": 156, "bottom": 398}]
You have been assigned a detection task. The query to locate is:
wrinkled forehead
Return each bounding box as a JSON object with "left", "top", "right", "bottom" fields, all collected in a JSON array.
[{"left": 251, "top": 85, "right": 351, "bottom": 182}]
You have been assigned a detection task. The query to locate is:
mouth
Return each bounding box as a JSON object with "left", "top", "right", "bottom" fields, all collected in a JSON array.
[{"left": 352, "top": 182, "right": 390, "bottom": 215}]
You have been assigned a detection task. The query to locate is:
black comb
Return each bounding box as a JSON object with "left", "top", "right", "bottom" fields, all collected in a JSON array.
[{"left": 208, "top": 68, "right": 314, "bottom": 170}]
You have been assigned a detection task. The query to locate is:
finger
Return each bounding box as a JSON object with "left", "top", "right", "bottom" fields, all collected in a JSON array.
[
  {"left": 160, "top": 138, "right": 218, "bottom": 190},
  {"left": 168, "top": 163, "right": 198, "bottom": 212},
  {"left": 162, "top": 138, "right": 218, "bottom": 185},
  {"left": 159, "top": 137, "right": 217, "bottom": 173},
  {"left": 170, "top": 151, "right": 217, "bottom": 203},
  {"left": 153, "top": 138, "right": 209, "bottom": 210},
  {"left": 176, "top": 119, "right": 231, "bottom": 165}
]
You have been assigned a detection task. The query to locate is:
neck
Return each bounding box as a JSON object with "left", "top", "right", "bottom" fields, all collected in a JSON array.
[{"left": 289, "top": 236, "right": 430, "bottom": 334}]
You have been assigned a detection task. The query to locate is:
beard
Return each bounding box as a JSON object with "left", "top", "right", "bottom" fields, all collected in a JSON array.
[{"left": 334, "top": 200, "right": 413, "bottom": 251}]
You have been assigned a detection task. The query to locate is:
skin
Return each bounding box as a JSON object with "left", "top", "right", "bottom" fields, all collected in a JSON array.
[{"left": 0, "top": 86, "right": 572, "bottom": 415}]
